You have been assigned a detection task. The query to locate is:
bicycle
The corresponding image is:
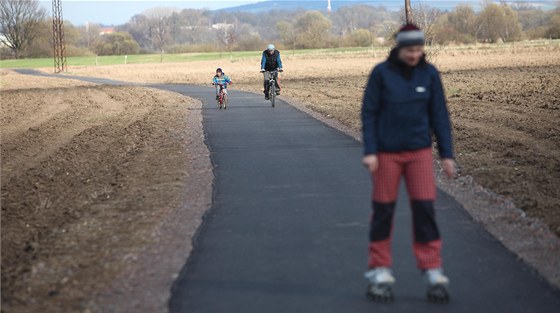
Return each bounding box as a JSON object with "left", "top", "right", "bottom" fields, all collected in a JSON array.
[
  {"left": 213, "top": 83, "right": 228, "bottom": 110},
  {"left": 263, "top": 69, "right": 282, "bottom": 108}
]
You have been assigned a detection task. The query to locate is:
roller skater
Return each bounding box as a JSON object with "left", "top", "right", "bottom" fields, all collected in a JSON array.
[
  {"left": 365, "top": 267, "right": 395, "bottom": 302},
  {"left": 361, "top": 23, "right": 455, "bottom": 303}
]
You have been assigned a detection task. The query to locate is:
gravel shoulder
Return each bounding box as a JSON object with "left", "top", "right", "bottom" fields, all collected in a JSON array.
[{"left": 1, "top": 79, "right": 212, "bottom": 312}]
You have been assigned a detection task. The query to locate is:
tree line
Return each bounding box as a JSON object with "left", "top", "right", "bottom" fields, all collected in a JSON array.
[{"left": 1, "top": 0, "right": 560, "bottom": 59}]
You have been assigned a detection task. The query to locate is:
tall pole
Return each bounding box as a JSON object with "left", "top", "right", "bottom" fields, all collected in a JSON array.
[
  {"left": 52, "top": 0, "right": 67, "bottom": 73},
  {"left": 405, "top": 0, "right": 413, "bottom": 24}
]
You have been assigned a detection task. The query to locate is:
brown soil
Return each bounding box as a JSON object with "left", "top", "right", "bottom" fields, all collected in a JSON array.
[
  {"left": 1, "top": 83, "right": 211, "bottom": 312},
  {"left": 0, "top": 69, "right": 93, "bottom": 90},
  {"left": 445, "top": 66, "right": 560, "bottom": 233}
]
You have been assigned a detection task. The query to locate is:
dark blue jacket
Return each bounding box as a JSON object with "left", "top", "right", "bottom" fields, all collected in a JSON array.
[
  {"left": 261, "top": 50, "right": 283, "bottom": 71},
  {"left": 361, "top": 52, "right": 453, "bottom": 159}
]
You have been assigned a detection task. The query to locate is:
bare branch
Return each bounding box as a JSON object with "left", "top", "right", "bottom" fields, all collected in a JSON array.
[{"left": 0, "top": 0, "right": 46, "bottom": 58}]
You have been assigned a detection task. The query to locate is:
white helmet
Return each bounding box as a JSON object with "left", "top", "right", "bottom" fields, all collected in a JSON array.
[{"left": 267, "top": 44, "right": 275, "bottom": 51}]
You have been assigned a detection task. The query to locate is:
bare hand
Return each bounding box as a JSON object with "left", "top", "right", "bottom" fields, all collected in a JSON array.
[
  {"left": 362, "top": 155, "right": 378, "bottom": 174},
  {"left": 442, "top": 158, "right": 456, "bottom": 178}
]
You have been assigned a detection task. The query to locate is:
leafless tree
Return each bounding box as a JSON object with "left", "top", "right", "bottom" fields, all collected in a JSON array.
[
  {"left": 79, "top": 22, "right": 101, "bottom": 49},
  {"left": 277, "top": 20, "right": 297, "bottom": 52},
  {"left": 408, "top": 3, "right": 442, "bottom": 45},
  {"left": 150, "top": 17, "right": 170, "bottom": 62},
  {"left": 0, "top": 0, "right": 46, "bottom": 58},
  {"left": 145, "top": 8, "right": 172, "bottom": 62},
  {"left": 511, "top": 1, "right": 536, "bottom": 11},
  {"left": 216, "top": 24, "right": 237, "bottom": 54},
  {"left": 294, "top": 11, "right": 332, "bottom": 49},
  {"left": 477, "top": 1, "right": 522, "bottom": 42},
  {"left": 447, "top": 5, "right": 483, "bottom": 41}
]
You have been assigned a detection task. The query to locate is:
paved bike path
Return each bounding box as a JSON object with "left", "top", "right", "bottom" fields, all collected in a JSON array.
[
  {"left": 14, "top": 70, "right": 560, "bottom": 312},
  {"left": 161, "top": 86, "right": 560, "bottom": 313}
]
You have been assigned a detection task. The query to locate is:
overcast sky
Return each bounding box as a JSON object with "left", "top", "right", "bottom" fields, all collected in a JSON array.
[
  {"left": 40, "top": 1, "right": 548, "bottom": 26},
  {"left": 40, "top": 1, "right": 259, "bottom": 25}
]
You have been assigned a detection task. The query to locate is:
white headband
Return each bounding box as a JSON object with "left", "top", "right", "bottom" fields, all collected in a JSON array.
[{"left": 396, "top": 30, "right": 425, "bottom": 45}]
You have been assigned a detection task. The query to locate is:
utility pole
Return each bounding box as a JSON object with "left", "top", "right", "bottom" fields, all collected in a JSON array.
[
  {"left": 52, "top": 0, "right": 67, "bottom": 73},
  {"left": 404, "top": 0, "right": 413, "bottom": 24}
]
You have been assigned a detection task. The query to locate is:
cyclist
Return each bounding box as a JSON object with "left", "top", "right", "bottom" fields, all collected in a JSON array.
[
  {"left": 260, "top": 44, "right": 283, "bottom": 100},
  {"left": 212, "top": 68, "right": 232, "bottom": 100}
]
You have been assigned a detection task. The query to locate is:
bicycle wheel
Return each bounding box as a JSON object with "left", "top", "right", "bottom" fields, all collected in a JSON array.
[
  {"left": 270, "top": 84, "right": 276, "bottom": 108},
  {"left": 223, "top": 93, "right": 228, "bottom": 109}
]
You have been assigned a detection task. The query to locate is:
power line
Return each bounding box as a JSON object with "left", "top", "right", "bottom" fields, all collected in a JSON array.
[{"left": 52, "top": 0, "right": 67, "bottom": 73}]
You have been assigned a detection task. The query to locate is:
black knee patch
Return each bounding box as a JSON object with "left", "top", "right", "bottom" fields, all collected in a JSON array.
[
  {"left": 411, "top": 200, "right": 440, "bottom": 243},
  {"left": 369, "top": 202, "right": 396, "bottom": 242}
]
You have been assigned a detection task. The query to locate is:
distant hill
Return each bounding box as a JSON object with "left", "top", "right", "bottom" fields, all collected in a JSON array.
[
  {"left": 221, "top": 0, "right": 556, "bottom": 13},
  {"left": 222, "top": 1, "right": 466, "bottom": 12}
]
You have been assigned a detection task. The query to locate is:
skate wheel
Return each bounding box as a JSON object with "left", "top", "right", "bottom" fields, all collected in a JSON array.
[
  {"left": 427, "top": 285, "right": 449, "bottom": 303},
  {"left": 366, "top": 284, "right": 394, "bottom": 303}
]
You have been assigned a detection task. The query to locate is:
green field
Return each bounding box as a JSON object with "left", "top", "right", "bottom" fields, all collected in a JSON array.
[
  {"left": 2, "top": 40, "right": 558, "bottom": 69},
  {"left": 0, "top": 47, "right": 378, "bottom": 69}
]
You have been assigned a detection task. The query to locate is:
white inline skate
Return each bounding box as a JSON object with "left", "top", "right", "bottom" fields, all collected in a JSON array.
[
  {"left": 423, "top": 268, "right": 450, "bottom": 303},
  {"left": 365, "top": 267, "right": 396, "bottom": 302}
]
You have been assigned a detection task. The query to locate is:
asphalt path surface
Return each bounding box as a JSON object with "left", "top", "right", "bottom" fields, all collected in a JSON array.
[{"left": 15, "top": 69, "right": 560, "bottom": 313}]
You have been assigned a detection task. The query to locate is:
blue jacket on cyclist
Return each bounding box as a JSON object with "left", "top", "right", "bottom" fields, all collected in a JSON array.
[
  {"left": 261, "top": 47, "right": 283, "bottom": 71},
  {"left": 212, "top": 73, "right": 232, "bottom": 86},
  {"left": 261, "top": 44, "right": 282, "bottom": 99},
  {"left": 212, "top": 68, "right": 232, "bottom": 99}
]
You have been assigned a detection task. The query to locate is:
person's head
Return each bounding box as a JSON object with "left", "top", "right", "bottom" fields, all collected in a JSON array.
[
  {"left": 216, "top": 68, "right": 223, "bottom": 77},
  {"left": 267, "top": 44, "right": 275, "bottom": 54},
  {"left": 395, "top": 24, "right": 425, "bottom": 67}
]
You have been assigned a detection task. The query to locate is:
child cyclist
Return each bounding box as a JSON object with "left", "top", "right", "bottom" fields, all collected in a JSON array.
[
  {"left": 212, "top": 68, "right": 232, "bottom": 100},
  {"left": 361, "top": 24, "right": 456, "bottom": 303}
]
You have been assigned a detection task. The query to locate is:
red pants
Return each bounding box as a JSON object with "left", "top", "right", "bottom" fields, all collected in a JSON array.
[{"left": 368, "top": 148, "right": 442, "bottom": 270}]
